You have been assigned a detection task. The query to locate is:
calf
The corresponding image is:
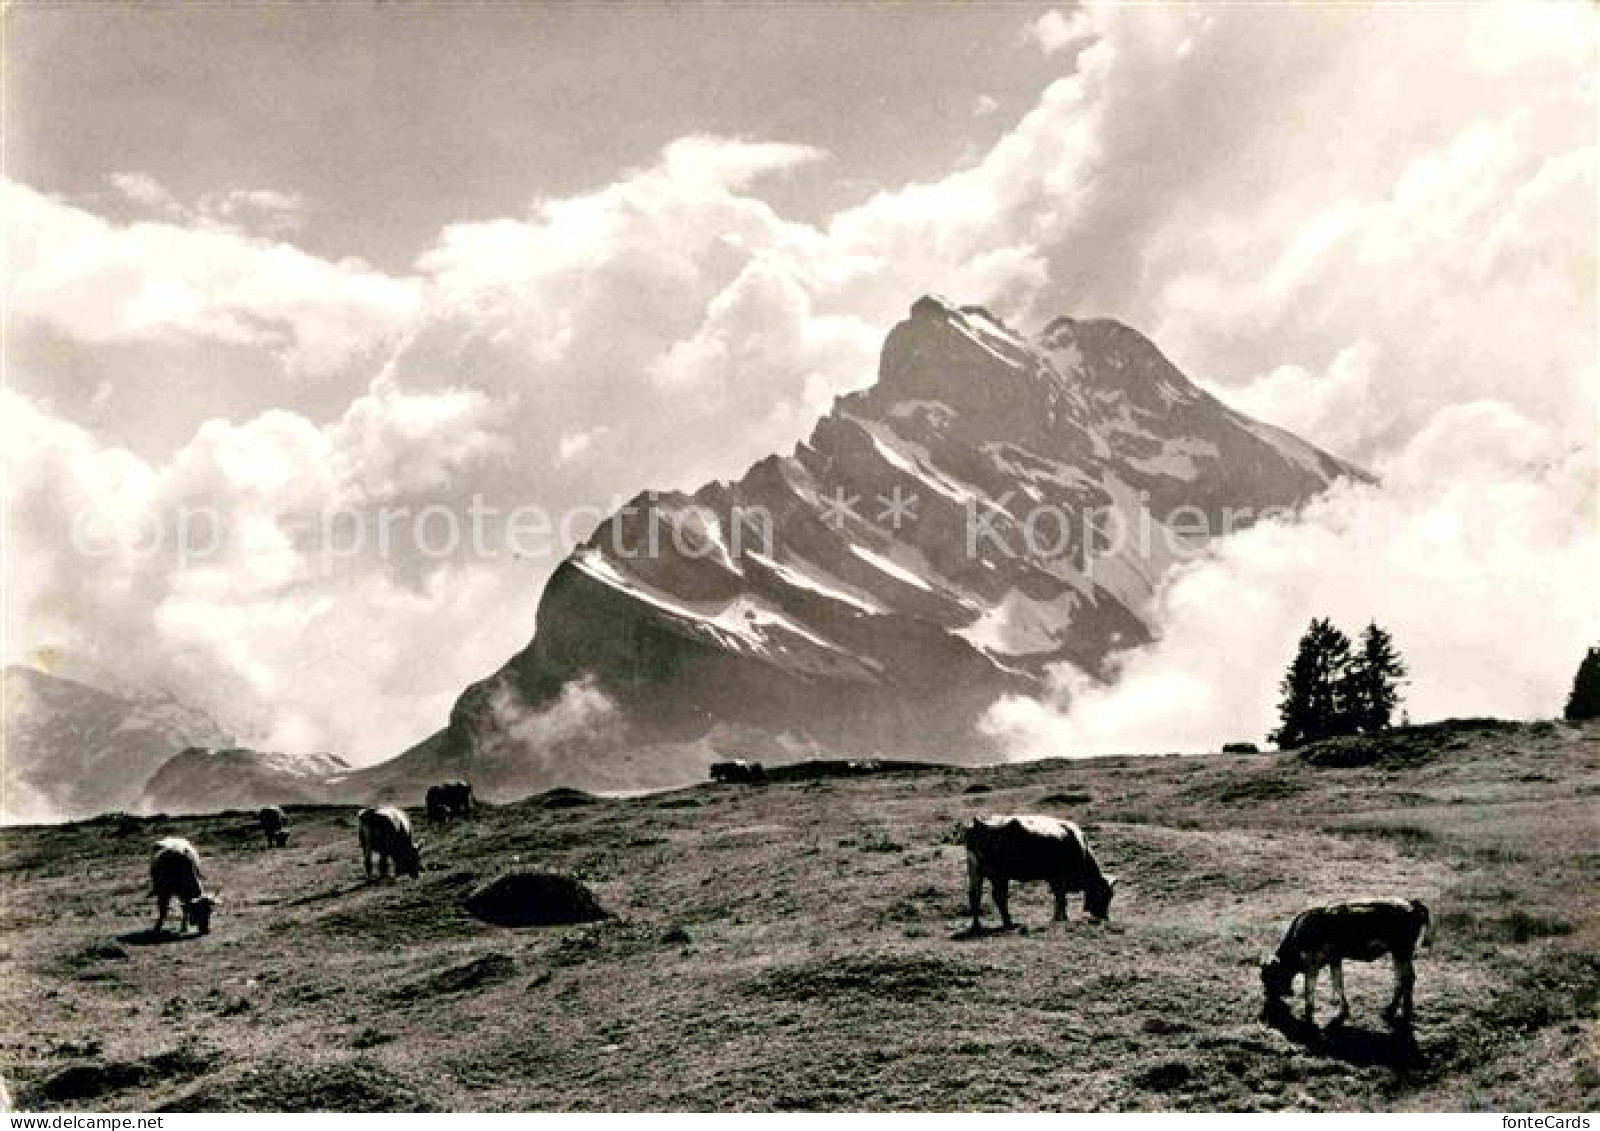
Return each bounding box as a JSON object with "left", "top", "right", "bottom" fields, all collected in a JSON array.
[
  {"left": 149, "top": 837, "right": 217, "bottom": 935},
  {"left": 256, "top": 805, "right": 290, "bottom": 848},
  {"left": 1261, "top": 898, "right": 1433, "bottom": 1026},
  {"left": 964, "top": 815, "right": 1116, "bottom": 929},
  {"left": 425, "top": 780, "right": 475, "bottom": 823},
  {"left": 357, "top": 806, "right": 421, "bottom": 880}
]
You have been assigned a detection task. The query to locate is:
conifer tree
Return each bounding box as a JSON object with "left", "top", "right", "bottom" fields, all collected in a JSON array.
[
  {"left": 1344, "top": 621, "right": 1408, "bottom": 732},
  {"left": 1565, "top": 646, "right": 1600, "bottom": 722},
  {"left": 1270, "top": 618, "right": 1353, "bottom": 749}
]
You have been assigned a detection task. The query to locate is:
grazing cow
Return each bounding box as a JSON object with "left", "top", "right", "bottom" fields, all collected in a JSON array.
[
  {"left": 1261, "top": 898, "right": 1434, "bottom": 1026},
  {"left": 425, "top": 780, "right": 475, "bottom": 823},
  {"left": 256, "top": 805, "right": 290, "bottom": 848},
  {"left": 709, "top": 759, "right": 765, "bottom": 784},
  {"left": 964, "top": 815, "right": 1116, "bottom": 930},
  {"left": 358, "top": 806, "right": 421, "bottom": 880},
  {"left": 149, "top": 837, "right": 217, "bottom": 935}
]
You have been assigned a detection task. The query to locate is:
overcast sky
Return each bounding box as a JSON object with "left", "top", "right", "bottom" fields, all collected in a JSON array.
[{"left": 5, "top": 2, "right": 1596, "bottom": 762}]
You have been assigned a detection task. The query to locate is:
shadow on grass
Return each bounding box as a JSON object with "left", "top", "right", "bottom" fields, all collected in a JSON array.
[
  {"left": 115, "top": 927, "right": 202, "bottom": 947},
  {"left": 949, "top": 922, "right": 1022, "bottom": 941},
  {"left": 1263, "top": 998, "right": 1422, "bottom": 1069}
]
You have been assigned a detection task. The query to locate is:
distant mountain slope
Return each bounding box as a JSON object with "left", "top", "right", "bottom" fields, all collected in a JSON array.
[
  {"left": 2, "top": 666, "right": 233, "bottom": 822},
  {"left": 138, "top": 746, "right": 351, "bottom": 816},
  {"left": 435, "top": 297, "right": 1364, "bottom": 793}
]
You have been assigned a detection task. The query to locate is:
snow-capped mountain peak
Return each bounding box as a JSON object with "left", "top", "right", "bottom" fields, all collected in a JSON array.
[{"left": 429, "top": 299, "right": 1364, "bottom": 794}]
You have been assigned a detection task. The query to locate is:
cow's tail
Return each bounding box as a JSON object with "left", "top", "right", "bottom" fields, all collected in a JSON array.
[{"left": 1412, "top": 899, "right": 1434, "bottom": 948}]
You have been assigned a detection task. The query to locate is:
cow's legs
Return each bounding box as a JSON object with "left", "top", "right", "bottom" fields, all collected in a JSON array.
[
  {"left": 993, "top": 877, "right": 1013, "bottom": 929},
  {"left": 966, "top": 855, "right": 984, "bottom": 931},
  {"left": 1049, "top": 880, "right": 1068, "bottom": 922},
  {"left": 154, "top": 893, "right": 170, "bottom": 933},
  {"left": 1302, "top": 962, "right": 1319, "bottom": 1024},
  {"left": 363, "top": 846, "right": 375, "bottom": 880},
  {"left": 1386, "top": 956, "right": 1416, "bottom": 1025},
  {"left": 1329, "top": 962, "right": 1350, "bottom": 1024},
  {"left": 379, "top": 851, "right": 392, "bottom": 880},
  {"left": 179, "top": 900, "right": 191, "bottom": 934}
]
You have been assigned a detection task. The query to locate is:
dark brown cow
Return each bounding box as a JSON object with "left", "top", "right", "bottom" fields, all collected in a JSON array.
[
  {"left": 357, "top": 806, "right": 421, "bottom": 880},
  {"left": 256, "top": 805, "right": 290, "bottom": 848},
  {"left": 964, "top": 815, "right": 1116, "bottom": 929},
  {"left": 1261, "top": 898, "right": 1434, "bottom": 1026},
  {"left": 149, "top": 837, "right": 217, "bottom": 935},
  {"left": 426, "top": 781, "right": 475, "bottom": 823}
]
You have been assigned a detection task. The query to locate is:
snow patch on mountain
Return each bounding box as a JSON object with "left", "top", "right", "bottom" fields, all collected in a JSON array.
[
  {"left": 848, "top": 543, "right": 936, "bottom": 593},
  {"left": 958, "top": 589, "right": 1078, "bottom": 656}
]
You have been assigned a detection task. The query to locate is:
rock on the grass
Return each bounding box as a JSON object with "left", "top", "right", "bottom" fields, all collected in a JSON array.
[{"left": 463, "top": 872, "right": 610, "bottom": 927}]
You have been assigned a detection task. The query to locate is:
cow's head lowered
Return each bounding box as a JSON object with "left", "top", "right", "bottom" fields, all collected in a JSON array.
[
  {"left": 1085, "top": 871, "right": 1117, "bottom": 921},
  {"left": 1259, "top": 955, "right": 1294, "bottom": 999},
  {"left": 395, "top": 838, "right": 422, "bottom": 879},
  {"left": 187, "top": 894, "right": 218, "bottom": 935}
]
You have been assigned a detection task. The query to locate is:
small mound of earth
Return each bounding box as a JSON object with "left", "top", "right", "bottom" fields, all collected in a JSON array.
[
  {"left": 463, "top": 872, "right": 610, "bottom": 927},
  {"left": 35, "top": 1047, "right": 215, "bottom": 1105},
  {"left": 1133, "top": 1058, "right": 1196, "bottom": 1092}
]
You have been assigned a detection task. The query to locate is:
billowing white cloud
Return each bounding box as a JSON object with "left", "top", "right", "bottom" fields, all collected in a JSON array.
[
  {"left": 983, "top": 404, "right": 1598, "bottom": 755},
  {"left": 201, "top": 188, "right": 309, "bottom": 235},
  {"left": 111, "top": 172, "right": 309, "bottom": 234},
  {"left": 5, "top": 138, "right": 869, "bottom": 761},
  {"left": 110, "top": 171, "right": 186, "bottom": 217},
  {"left": 4, "top": 180, "right": 419, "bottom": 375},
  {"left": 2, "top": 383, "right": 527, "bottom": 760},
  {"left": 1026, "top": 9, "right": 1093, "bottom": 56},
  {"left": 960, "top": 2, "right": 1597, "bottom": 752},
  {"left": 6, "top": 2, "right": 1594, "bottom": 768}
]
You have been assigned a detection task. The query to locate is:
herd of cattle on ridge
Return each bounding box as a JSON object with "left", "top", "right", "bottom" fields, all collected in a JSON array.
[{"left": 144, "top": 770, "right": 1434, "bottom": 1031}]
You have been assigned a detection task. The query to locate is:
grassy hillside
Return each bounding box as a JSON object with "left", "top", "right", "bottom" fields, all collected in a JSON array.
[{"left": 2, "top": 719, "right": 1595, "bottom": 1111}]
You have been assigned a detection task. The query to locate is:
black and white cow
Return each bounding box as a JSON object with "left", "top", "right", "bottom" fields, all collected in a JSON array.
[
  {"left": 1261, "top": 898, "right": 1434, "bottom": 1026},
  {"left": 964, "top": 815, "right": 1116, "bottom": 929},
  {"left": 149, "top": 837, "right": 217, "bottom": 935},
  {"left": 357, "top": 806, "right": 422, "bottom": 880},
  {"left": 256, "top": 805, "right": 290, "bottom": 848},
  {"left": 425, "top": 781, "right": 475, "bottom": 823}
]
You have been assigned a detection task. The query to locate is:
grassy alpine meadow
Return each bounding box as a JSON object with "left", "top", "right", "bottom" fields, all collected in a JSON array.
[{"left": 2, "top": 718, "right": 1596, "bottom": 1111}]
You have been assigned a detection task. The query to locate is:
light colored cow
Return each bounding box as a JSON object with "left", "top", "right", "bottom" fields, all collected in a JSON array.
[
  {"left": 358, "top": 806, "right": 421, "bottom": 880},
  {"left": 1261, "top": 898, "right": 1434, "bottom": 1026},
  {"left": 149, "top": 837, "right": 217, "bottom": 935},
  {"left": 964, "top": 815, "right": 1116, "bottom": 929}
]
